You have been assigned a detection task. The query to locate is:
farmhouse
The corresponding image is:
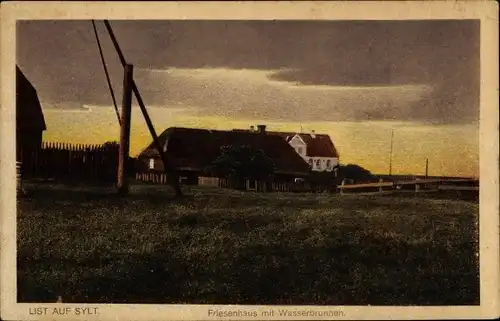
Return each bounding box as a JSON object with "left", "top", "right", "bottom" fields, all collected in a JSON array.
[
  {"left": 16, "top": 66, "right": 46, "bottom": 167},
  {"left": 137, "top": 127, "right": 311, "bottom": 190},
  {"left": 234, "top": 125, "right": 340, "bottom": 173}
]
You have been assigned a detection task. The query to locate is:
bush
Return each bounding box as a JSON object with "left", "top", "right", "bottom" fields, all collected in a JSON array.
[{"left": 338, "top": 164, "right": 378, "bottom": 183}]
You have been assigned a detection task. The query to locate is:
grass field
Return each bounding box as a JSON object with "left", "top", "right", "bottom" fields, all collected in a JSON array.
[{"left": 17, "top": 183, "right": 479, "bottom": 305}]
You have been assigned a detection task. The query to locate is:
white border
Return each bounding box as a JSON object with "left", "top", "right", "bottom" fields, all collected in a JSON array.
[{"left": 1, "top": 1, "right": 499, "bottom": 320}]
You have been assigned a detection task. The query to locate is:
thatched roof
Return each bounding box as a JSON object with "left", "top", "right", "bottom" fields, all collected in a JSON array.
[{"left": 138, "top": 127, "right": 310, "bottom": 176}]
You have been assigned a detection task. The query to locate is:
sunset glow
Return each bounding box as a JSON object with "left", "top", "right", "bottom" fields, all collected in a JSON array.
[{"left": 41, "top": 105, "right": 478, "bottom": 177}]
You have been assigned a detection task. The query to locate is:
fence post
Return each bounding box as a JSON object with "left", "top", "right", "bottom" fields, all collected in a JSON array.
[
  {"left": 340, "top": 179, "right": 345, "bottom": 196},
  {"left": 379, "top": 178, "right": 383, "bottom": 194}
]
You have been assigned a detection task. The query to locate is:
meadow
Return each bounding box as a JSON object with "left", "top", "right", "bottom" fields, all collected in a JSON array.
[{"left": 17, "top": 184, "right": 479, "bottom": 305}]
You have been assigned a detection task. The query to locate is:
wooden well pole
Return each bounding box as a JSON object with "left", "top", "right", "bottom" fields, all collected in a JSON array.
[
  {"left": 103, "top": 20, "right": 183, "bottom": 197},
  {"left": 117, "top": 64, "right": 134, "bottom": 195}
]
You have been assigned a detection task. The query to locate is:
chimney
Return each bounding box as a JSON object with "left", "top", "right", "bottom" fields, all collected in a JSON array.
[
  {"left": 311, "top": 130, "right": 316, "bottom": 138},
  {"left": 250, "top": 125, "right": 255, "bottom": 132},
  {"left": 257, "top": 125, "right": 266, "bottom": 134}
]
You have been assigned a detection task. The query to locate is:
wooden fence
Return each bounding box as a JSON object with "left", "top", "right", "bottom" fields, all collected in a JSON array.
[
  {"left": 135, "top": 172, "right": 301, "bottom": 192},
  {"left": 136, "top": 173, "right": 227, "bottom": 188},
  {"left": 134, "top": 170, "right": 478, "bottom": 200},
  {"left": 339, "top": 179, "right": 394, "bottom": 195},
  {"left": 135, "top": 172, "right": 171, "bottom": 184},
  {"left": 339, "top": 178, "right": 479, "bottom": 199},
  {"left": 19, "top": 142, "right": 119, "bottom": 183}
]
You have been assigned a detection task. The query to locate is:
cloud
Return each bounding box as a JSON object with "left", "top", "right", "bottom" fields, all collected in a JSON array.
[
  {"left": 17, "top": 20, "right": 479, "bottom": 124},
  {"left": 130, "top": 67, "right": 434, "bottom": 123}
]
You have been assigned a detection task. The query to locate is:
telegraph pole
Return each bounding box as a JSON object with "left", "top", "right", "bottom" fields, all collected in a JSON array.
[
  {"left": 389, "top": 128, "right": 394, "bottom": 176},
  {"left": 387, "top": 59, "right": 394, "bottom": 177},
  {"left": 117, "top": 64, "right": 134, "bottom": 195}
]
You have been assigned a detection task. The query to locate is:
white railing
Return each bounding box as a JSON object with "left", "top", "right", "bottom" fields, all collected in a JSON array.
[
  {"left": 339, "top": 179, "right": 393, "bottom": 195},
  {"left": 338, "top": 178, "right": 479, "bottom": 195}
]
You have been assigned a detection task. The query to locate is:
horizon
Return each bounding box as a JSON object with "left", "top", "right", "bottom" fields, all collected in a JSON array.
[{"left": 39, "top": 104, "right": 479, "bottom": 178}]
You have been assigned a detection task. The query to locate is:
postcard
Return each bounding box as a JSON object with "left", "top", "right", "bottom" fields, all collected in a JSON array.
[{"left": 1, "top": 1, "right": 498, "bottom": 320}]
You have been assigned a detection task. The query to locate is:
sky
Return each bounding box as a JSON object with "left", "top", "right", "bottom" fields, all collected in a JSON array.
[{"left": 16, "top": 20, "right": 480, "bottom": 177}]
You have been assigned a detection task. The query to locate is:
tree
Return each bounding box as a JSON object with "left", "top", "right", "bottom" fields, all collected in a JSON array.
[
  {"left": 207, "top": 144, "right": 275, "bottom": 189},
  {"left": 308, "top": 169, "right": 338, "bottom": 192},
  {"left": 102, "top": 140, "right": 119, "bottom": 149},
  {"left": 337, "top": 164, "right": 377, "bottom": 183}
]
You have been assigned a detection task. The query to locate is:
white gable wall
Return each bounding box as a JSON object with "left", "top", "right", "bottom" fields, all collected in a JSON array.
[
  {"left": 288, "top": 135, "right": 307, "bottom": 157},
  {"left": 287, "top": 134, "right": 339, "bottom": 172},
  {"left": 304, "top": 156, "right": 339, "bottom": 172}
]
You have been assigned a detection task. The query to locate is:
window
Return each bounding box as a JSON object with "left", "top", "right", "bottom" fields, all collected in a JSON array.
[
  {"left": 308, "top": 159, "right": 313, "bottom": 168},
  {"left": 315, "top": 159, "right": 321, "bottom": 168},
  {"left": 326, "top": 159, "right": 332, "bottom": 169},
  {"left": 149, "top": 158, "right": 155, "bottom": 169},
  {"left": 297, "top": 147, "right": 303, "bottom": 154}
]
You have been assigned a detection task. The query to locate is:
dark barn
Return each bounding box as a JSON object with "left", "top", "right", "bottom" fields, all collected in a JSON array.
[
  {"left": 137, "top": 127, "right": 311, "bottom": 191},
  {"left": 16, "top": 66, "right": 46, "bottom": 167}
]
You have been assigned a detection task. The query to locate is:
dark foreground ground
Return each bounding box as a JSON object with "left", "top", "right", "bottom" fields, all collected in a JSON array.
[{"left": 17, "top": 183, "right": 479, "bottom": 305}]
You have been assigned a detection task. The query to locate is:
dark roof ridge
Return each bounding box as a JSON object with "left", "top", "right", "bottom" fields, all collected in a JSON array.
[
  {"left": 16, "top": 65, "right": 47, "bottom": 131},
  {"left": 138, "top": 126, "right": 310, "bottom": 175}
]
